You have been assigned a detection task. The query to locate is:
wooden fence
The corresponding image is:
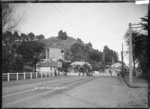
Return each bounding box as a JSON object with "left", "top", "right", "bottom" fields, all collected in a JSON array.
[{"left": 2, "top": 72, "right": 54, "bottom": 82}]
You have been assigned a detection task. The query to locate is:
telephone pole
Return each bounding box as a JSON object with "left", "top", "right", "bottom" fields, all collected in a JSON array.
[
  {"left": 129, "top": 23, "right": 133, "bottom": 85},
  {"left": 128, "top": 23, "right": 142, "bottom": 85},
  {"left": 121, "top": 43, "right": 124, "bottom": 77}
]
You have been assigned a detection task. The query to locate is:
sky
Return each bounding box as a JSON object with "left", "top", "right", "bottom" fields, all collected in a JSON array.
[{"left": 11, "top": 3, "right": 148, "bottom": 65}]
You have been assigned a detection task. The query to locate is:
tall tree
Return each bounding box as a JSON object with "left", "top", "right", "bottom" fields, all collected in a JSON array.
[
  {"left": 2, "top": 3, "right": 24, "bottom": 33},
  {"left": 36, "top": 34, "right": 45, "bottom": 41},
  {"left": 13, "top": 31, "right": 20, "bottom": 42},
  {"left": 28, "top": 32, "right": 35, "bottom": 41},
  {"left": 86, "top": 42, "right": 93, "bottom": 48},
  {"left": 123, "top": 13, "right": 148, "bottom": 78},
  {"left": 140, "top": 15, "right": 148, "bottom": 33},
  {"left": 16, "top": 41, "right": 46, "bottom": 71},
  {"left": 20, "top": 33, "right": 27, "bottom": 42},
  {"left": 103, "top": 45, "right": 118, "bottom": 65},
  {"left": 57, "top": 30, "right": 68, "bottom": 40}
]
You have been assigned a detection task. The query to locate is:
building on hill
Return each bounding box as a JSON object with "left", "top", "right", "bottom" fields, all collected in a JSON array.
[
  {"left": 36, "top": 43, "right": 64, "bottom": 75},
  {"left": 45, "top": 44, "right": 65, "bottom": 61}
]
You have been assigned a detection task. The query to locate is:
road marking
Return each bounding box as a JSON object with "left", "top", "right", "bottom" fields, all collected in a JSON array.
[
  {"left": 3, "top": 77, "right": 92, "bottom": 107},
  {"left": 33, "top": 77, "right": 95, "bottom": 107},
  {"left": 3, "top": 76, "right": 75, "bottom": 92},
  {"left": 3, "top": 77, "right": 80, "bottom": 97}
]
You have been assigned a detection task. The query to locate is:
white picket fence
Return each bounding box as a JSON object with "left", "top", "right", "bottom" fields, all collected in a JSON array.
[{"left": 2, "top": 72, "right": 54, "bottom": 82}]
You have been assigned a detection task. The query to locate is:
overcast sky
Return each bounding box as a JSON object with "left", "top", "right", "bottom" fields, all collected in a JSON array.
[{"left": 11, "top": 3, "right": 148, "bottom": 65}]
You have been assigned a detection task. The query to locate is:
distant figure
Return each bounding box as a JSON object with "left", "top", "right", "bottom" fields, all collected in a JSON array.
[
  {"left": 54, "top": 69, "right": 57, "bottom": 76},
  {"left": 109, "top": 69, "right": 112, "bottom": 76},
  {"left": 64, "top": 69, "right": 67, "bottom": 76},
  {"left": 117, "top": 71, "right": 119, "bottom": 76},
  {"left": 124, "top": 69, "right": 126, "bottom": 76}
]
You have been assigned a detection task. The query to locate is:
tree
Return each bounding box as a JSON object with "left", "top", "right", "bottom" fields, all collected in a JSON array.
[
  {"left": 57, "top": 30, "right": 68, "bottom": 40},
  {"left": 17, "top": 41, "right": 46, "bottom": 71},
  {"left": 20, "top": 33, "right": 27, "bottom": 42},
  {"left": 13, "top": 56, "right": 24, "bottom": 72},
  {"left": 13, "top": 31, "right": 20, "bottom": 42},
  {"left": 103, "top": 45, "right": 118, "bottom": 66},
  {"left": 28, "top": 32, "right": 35, "bottom": 41},
  {"left": 86, "top": 42, "right": 92, "bottom": 48},
  {"left": 123, "top": 13, "right": 148, "bottom": 79},
  {"left": 2, "top": 49, "right": 15, "bottom": 73},
  {"left": 140, "top": 15, "right": 148, "bottom": 33},
  {"left": 89, "top": 49, "right": 102, "bottom": 62},
  {"left": 2, "top": 31, "right": 17, "bottom": 54},
  {"left": 77, "top": 38, "right": 84, "bottom": 44},
  {"left": 36, "top": 34, "right": 45, "bottom": 41},
  {"left": 70, "top": 42, "right": 86, "bottom": 61},
  {"left": 2, "top": 3, "right": 24, "bottom": 33}
]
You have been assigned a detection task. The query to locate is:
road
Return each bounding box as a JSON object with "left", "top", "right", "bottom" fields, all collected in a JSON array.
[{"left": 2, "top": 76, "right": 148, "bottom": 108}]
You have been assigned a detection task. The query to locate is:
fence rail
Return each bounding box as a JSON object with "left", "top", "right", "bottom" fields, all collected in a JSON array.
[{"left": 2, "top": 71, "right": 56, "bottom": 82}]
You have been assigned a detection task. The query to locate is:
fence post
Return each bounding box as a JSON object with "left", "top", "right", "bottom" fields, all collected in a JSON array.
[
  {"left": 8, "top": 73, "right": 10, "bottom": 82},
  {"left": 24, "top": 72, "right": 25, "bottom": 80},
  {"left": 36, "top": 72, "right": 37, "bottom": 78},
  {"left": 45, "top": 72, "right": 46, "bottom": 77},
  {"left": 17, "top": 72, "right": 18, "bottom": 80},
  {"left": 41, "top": 72, "right": 42, "bottom": 78},
  {"left": 31, "top": 72, "right": 32, "bottom": 79}
]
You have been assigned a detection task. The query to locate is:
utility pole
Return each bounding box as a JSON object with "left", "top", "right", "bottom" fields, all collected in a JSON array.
[
  {"left": 129, "top": 23, "right": 133, "bottom": 85},
  {"left": 121, "top": 43, "right": 124, "bottom": 77}
]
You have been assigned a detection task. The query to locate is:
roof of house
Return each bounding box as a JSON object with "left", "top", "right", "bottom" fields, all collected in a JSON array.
[
  {"left": 111, "top": 62, "right": 127, "bottom": 68},
  {"left": 50, "top": 43, "right": 61, "bottom": 49},
  {"left": 70, "top": 61, "right": 91, "bottom": 66},
  {"left": 37, "top": 59, "right": 60, "bottom": 67}
]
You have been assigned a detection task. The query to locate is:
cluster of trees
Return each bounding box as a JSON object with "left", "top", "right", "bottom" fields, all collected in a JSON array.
[
  {"left": 67, "top": 39, "right": 118, "bottom": 71},
  {"left": 3, "top": 31, "right": 45, "bottom": 43},
  {"left": 74, "top": 64, "right": 92, "bottom": 76},
  {"left": 103, "top": 45, "right": 118, "bottom": 65},
  {"left": 57, "top": 30, "right": 68, "bottom": 40},
  {"left": 2, "top": 4, "right": 46, "bottom": 73},
  {"left": 124, "top": 13, "right": 148, "bottom": 78},
  {"left": 2, "top": 31, "right": 46, "bottom": 73}
]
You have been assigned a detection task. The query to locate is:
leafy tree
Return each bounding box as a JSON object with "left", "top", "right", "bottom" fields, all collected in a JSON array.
[
  {"left": 2, "top": 49, "right": 15, "bottom": 73},
  {"left": 13, "top": 31, "right": 20, "bottom": 42},
  {"left": 28, "top": 32, "right": 35, "bottom": 41},
  {"left": 70, "top": 42, "right": 86, "bottom": 61},
  {"left": 17, "top": 41, "right": 46, "bottom": 71},
  {"left": 140, "top": 15, "right": 148, "bottom": 33},
  {"left": 77, "top": 38, "right": 84, "bottom": 44},
  {"left": 86, "top": 42, "right": 92, "bottom": 48},
  {"left": 57, "top": 30, "right": 68, "bottom": 40},
  {"left": 20, "top": 33, "right": 27, "bottom": 42},
  {"left": 103, "top": 45, "right": 118, "bottom": 66},
  {"left": 2, "top": 31, "right": 18, "bottom": 54},
  {"left": 123, "top": 13, "right": 148, "bottom": 78},
  {"left": 13, "top": 56, "right": 24, "bottom": 72},
  {"left": 36, "top": 34, "right": 45, "bottom": 41},
  {"left": 89, "top": 49, "right": 102, "bottom": 62}
]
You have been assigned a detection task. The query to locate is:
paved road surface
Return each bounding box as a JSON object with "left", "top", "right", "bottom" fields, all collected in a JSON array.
[{"left": 2, "top": 76, "right": 148, "bottom": 108}]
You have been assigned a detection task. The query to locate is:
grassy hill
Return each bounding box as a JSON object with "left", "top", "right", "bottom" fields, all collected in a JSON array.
[{"left": 40, "top": 36, "right": 77, "bottom": 52}]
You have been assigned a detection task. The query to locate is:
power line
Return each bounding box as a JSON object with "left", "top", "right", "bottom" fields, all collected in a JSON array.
[{"left": 51, "top": 3, "right": 83, "bottom": 38}]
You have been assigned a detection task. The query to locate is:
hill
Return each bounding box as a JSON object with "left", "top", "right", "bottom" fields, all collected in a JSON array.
[{"left": 40, "top": 36, "right": 77, "bottom": 52}]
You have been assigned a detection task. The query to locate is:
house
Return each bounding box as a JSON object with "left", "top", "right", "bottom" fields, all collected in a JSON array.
[
  {"left": 68, "top": 61, "right": 92, "bottom": 73},
  {"left": 36, "top": 43, "right": 65, "bottom": 75},
  {"left": 36, "top": 59, "right": 62, "bottom": 76},
  {"left": 45, "top": 44, "right": 64, "bottom": 61}
]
